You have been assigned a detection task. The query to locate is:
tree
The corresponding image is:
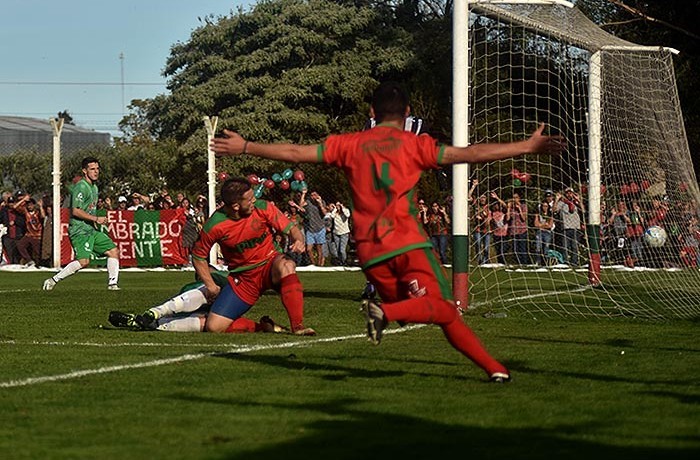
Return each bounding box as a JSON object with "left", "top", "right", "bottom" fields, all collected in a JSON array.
[
  {"left": 116, "top": 0, "right": 697, "bottom": 199},
  {"left": 122, "top": 0, "right": 427, "bottom": 197}
]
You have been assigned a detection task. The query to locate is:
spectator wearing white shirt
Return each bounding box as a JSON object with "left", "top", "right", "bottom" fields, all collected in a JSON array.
[
  {"left": 330, "top": 201, "right": 352, "bottom": 266},
  {"left": 554, "top": 187, "right": 583, "bottom": 266},
  {"left": 127, "top": 192, "right": 150, "bottom": 211}
]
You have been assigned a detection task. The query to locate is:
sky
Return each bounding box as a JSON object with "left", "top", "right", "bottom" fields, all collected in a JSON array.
[{"left": 0, "top": 0, "right": 252, "bottom": 137}]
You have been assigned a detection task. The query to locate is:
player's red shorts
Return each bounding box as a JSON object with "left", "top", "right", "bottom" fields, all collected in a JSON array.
[
  {"left": 227, "top": 254, "right": 280, "bottom": 305},
  {"left": 364, "top": 247, "right": 454, "bottom": 303}
]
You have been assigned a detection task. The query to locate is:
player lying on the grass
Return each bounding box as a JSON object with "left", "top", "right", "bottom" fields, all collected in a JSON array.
[
  {"left": 210, "top": 81, "right": 565, "bottom": 382},
  {"left": 108, "top": 270, "right": 288, "bottom": 333}
]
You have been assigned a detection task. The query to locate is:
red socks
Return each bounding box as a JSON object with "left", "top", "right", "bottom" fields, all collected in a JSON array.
[
  {"left": 225, "top": 317, "right": 257, "bottom": 333},
  {"left": 382, "top": 297, "right": 507, "bottom": 376},
  {"left": 279, "top": 273, "right": 305, "bottom": 331},
  {"left": 382, "top": 297, "right": 458, "bottom": 324}
]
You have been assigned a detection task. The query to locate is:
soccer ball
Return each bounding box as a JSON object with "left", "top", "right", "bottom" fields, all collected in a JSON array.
[{"left": 643, "top": 225, "right": 667, "bottom": 248}]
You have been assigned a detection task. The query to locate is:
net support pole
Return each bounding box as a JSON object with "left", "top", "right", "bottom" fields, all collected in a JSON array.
[
  {"left": 587, "top": 51, "right": 602, "bottom": 287},
  {"left": 50, "top": 118, "right": 64, "bottom": 269},
  {"left": 203, "top": 116, "right": 219, "bottom": 266},
  {"left": 452, "top": 0, "right": 470, "bottom": 310}
]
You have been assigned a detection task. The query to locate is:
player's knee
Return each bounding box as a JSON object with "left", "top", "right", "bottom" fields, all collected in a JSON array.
[
  {"left": 275, "top": 257, "right": 297, "bottom": 277},
  {"left": 433, "top": 298, "right": 460, "bottom": 324}
]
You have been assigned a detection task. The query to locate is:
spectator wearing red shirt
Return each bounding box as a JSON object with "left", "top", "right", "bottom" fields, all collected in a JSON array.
[
  {"left": 468, "top": 179, "right": 492, "bottom": 265},
  {"left": 489, "top": 192, "right": 509, "bottom": 265},
  {"left": 424, "top": 201, "right": 451, "bottom": 265},
  {"left": 211, "top": 82, "right": 564, "bottom": 382},
  {"left": 15, "top": 195, "right": 45, "bottom": 266},
  {"left": 507, "top": 192, "right": 529, "bottom": 265},
  {"left": 0, "top": 193, "right": 25, "bottom": 264}
]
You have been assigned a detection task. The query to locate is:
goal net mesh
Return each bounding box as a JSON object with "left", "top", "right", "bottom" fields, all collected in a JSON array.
[{"left": 465, "top": 2, "right": 700, "bottom": 319}]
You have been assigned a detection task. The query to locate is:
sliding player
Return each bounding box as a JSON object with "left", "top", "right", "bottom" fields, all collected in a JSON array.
[
  {"left": 108, "top": 269, "right": 288, "bottom": 333},
  {"left": 144, "top": 177, "right": 315, "bottom": 335}
]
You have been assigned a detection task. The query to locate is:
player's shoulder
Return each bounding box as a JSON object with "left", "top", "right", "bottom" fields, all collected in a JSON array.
[
  {"left": 202, "top": 210, "right": 230, "bottom": 233},
  {"left": 72, "top": 179, "right": 89, "bottom": 192},
  {"left": 254, "top": 200, "right": 285, "bottom": 215},
  {"left": 254, "top": 200, "right": 271, "bottom": 211}
]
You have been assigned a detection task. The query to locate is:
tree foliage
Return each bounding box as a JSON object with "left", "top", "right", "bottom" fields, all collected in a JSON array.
[
  {"left": 130, "top": 0, "right": 454, "bottom": 202},
  {"left": 104, "top": 0, "right": 697, "bottom": 204}
]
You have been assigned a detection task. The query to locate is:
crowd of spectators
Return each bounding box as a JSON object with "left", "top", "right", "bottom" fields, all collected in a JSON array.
[
  {"left": 1, "top": 190, "right": 52, "bottom": 267},
  {"left": 0, "top": 188, "right": 210, "bottom": 267},
  {"left": 466, "top": 181, "right": 700, "bottom": 269},
  {"left": 3, "top": 181, "right": 698, "bottom": 270}
]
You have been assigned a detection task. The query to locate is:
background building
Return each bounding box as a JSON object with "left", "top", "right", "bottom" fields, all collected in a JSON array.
[{"left": 0, "top": 116, "right": 110, "bottom": 155}]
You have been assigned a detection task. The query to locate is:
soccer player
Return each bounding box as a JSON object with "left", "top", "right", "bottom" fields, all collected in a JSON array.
[
  {"left": 210, "top": 81, "right": 564, "bottom": 382},
  {"left": 108, "top": 269, "right": 289, "bottom": 333},
  {"left": 156, "top": 177, "right": 315, "bottom": 335},
  {"left": 43, "top": 157, "right": 120, "bottom": 290}
]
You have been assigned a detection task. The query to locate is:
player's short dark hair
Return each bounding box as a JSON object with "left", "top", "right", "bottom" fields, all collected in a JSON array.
[
  {"left": 81, "top": 157, "right": 100, "bottom": 169},
  {"left": 220, "top": 178, "right": 251, "bottom": 206},
  {"left": 371, "top": 81, "right": 409, "bottom": 123}
]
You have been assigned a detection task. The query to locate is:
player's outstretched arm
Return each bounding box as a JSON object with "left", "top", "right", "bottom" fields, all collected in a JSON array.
[
  {"left": 210, "top": 129, "right": 319, "bottom": 163},
  {"left": 442, "top": 123, "right": 564, "bottom": 165}
]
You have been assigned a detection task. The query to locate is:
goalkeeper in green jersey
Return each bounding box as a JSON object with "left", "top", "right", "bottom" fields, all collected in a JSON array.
[{"left": 43, "top": 157, "right": 120, "bottom": 291}]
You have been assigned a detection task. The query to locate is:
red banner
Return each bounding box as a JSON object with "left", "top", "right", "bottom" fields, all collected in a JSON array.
[{"left": 60, "top": 208, "right": 188, "bottom": 267}]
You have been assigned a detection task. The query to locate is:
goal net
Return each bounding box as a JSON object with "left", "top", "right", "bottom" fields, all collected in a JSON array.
[{"left": 464, "top": 1, "right": 700, "bottom": 319}]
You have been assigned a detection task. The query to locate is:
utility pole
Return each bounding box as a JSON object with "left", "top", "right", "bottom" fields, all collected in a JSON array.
[{"left": 119, "top": 52, "right": 125, "bottom": 116}]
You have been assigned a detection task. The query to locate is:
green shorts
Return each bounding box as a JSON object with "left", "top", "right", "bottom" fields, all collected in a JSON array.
[{"left": 70, "top": 231, "right": 117, "bottom": 260}]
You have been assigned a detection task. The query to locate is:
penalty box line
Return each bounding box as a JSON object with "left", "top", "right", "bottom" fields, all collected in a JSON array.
[{"left": 0, "top": 325, "right": 425, "bottom": 389}]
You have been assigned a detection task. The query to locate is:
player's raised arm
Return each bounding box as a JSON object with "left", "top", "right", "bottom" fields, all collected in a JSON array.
[
  {"left": 210, "top": 129, "right": 319, "bottom": 163},
  {"left": 441, "top": 123, "right": 564, "bottom": 165}
]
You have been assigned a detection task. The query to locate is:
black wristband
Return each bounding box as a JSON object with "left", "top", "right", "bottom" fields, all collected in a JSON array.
[{"left": 242, "top": 141, "right": 249, "bottom": 154}]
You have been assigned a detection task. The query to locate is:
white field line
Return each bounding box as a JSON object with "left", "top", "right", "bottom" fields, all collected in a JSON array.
[
  {"left": 0, "top": 325, "right": 423, "bottom": 389},
  {"left": 0, "top": 285, "right": 587, "bottom": 389},
  {"left": 483, "top": 285, "right": 592, "bottom": 306}
]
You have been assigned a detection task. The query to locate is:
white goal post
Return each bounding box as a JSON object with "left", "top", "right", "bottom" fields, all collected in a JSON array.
[{"left": 454, "top": 0, "right": 700, "bottom": 319}]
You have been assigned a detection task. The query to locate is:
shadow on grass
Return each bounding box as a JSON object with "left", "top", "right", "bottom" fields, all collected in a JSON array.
[
  {"left": 212, "top": 352, "right": 470, "bottom": 383},
  {"left": 171, "top": 394, "right": 700, "bottom": 460},
  {"left": 505, "top": 362, "right": 697, "bottom": 387},
  {"left": 260, "top": 289, "right": 362, "bottom": 302},
  {"left": 502, "top": 335, "right": 700, "bottom": 354}
]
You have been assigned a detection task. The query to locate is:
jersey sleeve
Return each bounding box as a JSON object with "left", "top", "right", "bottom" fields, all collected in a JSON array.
[
  {"left": 191, "top": 223, "right": 217, "bottom": 261},
  {"left": 416, "top": 134, "right": 444, "bottom": 169},
  {"left": 71, "top": 181, "right": 89, "bottom": 210},
  {"left": 318, "top": 133, "right": 347, "bottom": 167}
]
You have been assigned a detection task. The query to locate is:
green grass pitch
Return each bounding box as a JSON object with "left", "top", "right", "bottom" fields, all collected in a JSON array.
[{"left": 0, "top": 270, "right": 698, "bottom": 459}]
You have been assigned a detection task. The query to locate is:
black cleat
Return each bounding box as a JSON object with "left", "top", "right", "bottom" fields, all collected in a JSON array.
[
  {"left": 108, "top": 311, "right": 137, "bottom": 328},
  {"left": 363, "top": 300, "right": 387, "bottom": 345},
  {"left": 259, "top": 315, "right": 289, "bottom": 334},
  {"left": 134, "top": 310, "right": 158, "bottom": 330},
  {"left": 361, "top": 281, "right": 377, "bottom": 300}
]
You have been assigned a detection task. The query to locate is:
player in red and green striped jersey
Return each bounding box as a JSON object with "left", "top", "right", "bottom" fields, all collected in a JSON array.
[
  {"left": 185, "top": 177, "right": 314, "bottom": 335},
  {"left": 211, "top": 82, "right": 564, "bottom": 382}
]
